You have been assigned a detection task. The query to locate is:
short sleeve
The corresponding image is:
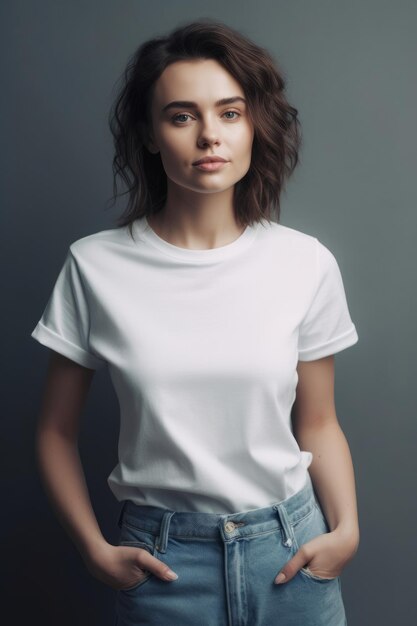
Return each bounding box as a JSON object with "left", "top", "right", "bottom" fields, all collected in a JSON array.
[
  {"left": 30, "top": 248, "right": 106, "bottom": 370},
  {"left": 297, "top": 240, "right": 359, "bottom": 361}
]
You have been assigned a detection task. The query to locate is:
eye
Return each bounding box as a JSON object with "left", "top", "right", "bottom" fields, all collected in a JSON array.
[
  {"left": 223, "top": 110, "right": 240, "bottom": 120},
  {"left": 172, "top": 111, "right": 240, "bottom": 125},
  {"left": 172, "top": 113, "right": 192, "bottom": 123}
]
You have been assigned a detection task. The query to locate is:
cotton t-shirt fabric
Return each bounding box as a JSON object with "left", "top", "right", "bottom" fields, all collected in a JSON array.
[{"left": 31, "top": 216, "right": 359, "bottom": 514}]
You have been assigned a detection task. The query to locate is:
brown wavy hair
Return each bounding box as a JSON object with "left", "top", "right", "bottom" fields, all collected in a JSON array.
[{"left": 108, "top": 18, "right": 302, "bottom": 236}]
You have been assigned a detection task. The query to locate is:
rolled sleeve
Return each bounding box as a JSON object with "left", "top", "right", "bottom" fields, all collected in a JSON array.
[
  {"left": 31, "top": 248, "right": 106, "bottom": 370},
  {"left": 298, "top": 240, "right": 359, "bottom": 361}
]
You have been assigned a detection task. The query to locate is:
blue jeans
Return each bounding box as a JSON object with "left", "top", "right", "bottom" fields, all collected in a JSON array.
[{"left": 114, "top": 473, "right": 347, "bottom": 625}]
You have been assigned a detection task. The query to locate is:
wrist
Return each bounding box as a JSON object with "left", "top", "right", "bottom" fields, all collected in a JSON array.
[
  {"left": 79, "top": 534, "right": 110, "bottom": 563},
  {"left": 333, "top": 524, "right": 360, "bottom": 553}
]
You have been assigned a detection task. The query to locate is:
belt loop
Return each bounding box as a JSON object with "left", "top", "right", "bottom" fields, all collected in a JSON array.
[
  {"left": 156, "top": 511, "right": 175, "bottom": 554},
  {"left": 117, "top": 501, "right": 127, "bottom": 529},
  {"left": 273, "top": 502, "right": 294, "bottom": 548}
]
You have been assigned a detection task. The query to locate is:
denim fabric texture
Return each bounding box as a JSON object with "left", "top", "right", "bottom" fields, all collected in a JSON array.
[{"left": 113, "top": 473, "right": 347, "bottom": 626}]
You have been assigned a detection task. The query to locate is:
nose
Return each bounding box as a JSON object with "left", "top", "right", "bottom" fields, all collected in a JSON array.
[{"left": 197, "top": 116, "right": 221, "bottom": 148}]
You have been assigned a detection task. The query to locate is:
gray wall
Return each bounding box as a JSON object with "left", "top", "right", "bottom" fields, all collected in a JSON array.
[{"left": 4, "top": 1, "right": 416, "bottom": 624}]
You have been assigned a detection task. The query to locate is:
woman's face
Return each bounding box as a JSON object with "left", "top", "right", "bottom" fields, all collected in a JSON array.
[{"left": 147, "top": 59, "right": 255, "bottom": 196}]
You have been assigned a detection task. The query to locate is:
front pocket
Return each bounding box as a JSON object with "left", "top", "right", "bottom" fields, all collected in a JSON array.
[
  {"left": 117, "top": 524, "right": 159, "bottom": 592},
  {"left": 299, "top": 564, "right": 338, "bottom": 583},
  {"left": 118, "top": 542, "right": 154, "bottom": 592},
  {"left": 291, "top": 503, "right": 339, "bottom": 584}
]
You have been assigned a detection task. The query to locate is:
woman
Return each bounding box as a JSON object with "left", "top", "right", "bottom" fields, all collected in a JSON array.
[{"left": 31, "top": 19, "right": 360, "bottom": 626}]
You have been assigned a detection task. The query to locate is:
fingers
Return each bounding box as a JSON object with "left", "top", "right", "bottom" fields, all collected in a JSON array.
[
  {"left": 137, "top": 549, "right": 178, "bottom": 581},
  {"left": 275, "top": 546, "right": 308, "bottom": 584},
  {"left": 274, "top": 533, "right": 344, "bottom": 584}
]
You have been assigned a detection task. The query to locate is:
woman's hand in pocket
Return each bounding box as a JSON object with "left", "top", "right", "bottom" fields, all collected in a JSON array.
[
  {"left": 82, "top": 542, "right": 179, "bottom": 590},
  {"left": 275, "top": 527, "right": 359, "bottom": 584}
]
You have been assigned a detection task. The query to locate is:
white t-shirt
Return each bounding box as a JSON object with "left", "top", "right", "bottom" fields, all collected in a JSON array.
[{"left": 31, "top": 216, "right": 359, "bottom": 513}]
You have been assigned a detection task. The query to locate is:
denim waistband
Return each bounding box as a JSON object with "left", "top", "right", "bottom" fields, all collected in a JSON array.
[{"left": 117, "top": 473, "right": 318, "bottom": 553}]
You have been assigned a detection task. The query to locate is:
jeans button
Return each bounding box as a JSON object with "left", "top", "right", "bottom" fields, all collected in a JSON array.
[{"left": 224, "top": 521, "right": 236, "bottom": 533}]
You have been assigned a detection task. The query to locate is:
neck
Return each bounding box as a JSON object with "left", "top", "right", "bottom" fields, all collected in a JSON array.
[{"left": 148, "top": 186, "right": 244, "bottom": 250}]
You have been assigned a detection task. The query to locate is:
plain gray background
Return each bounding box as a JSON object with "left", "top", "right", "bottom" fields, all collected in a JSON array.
[{"left": 3, "top": 1, "right": 416, "bottom": 624}]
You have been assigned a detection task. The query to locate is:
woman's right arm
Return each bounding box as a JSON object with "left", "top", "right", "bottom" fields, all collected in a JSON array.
[{"left": 35, "top": 350, "right": 178, "bottom": 588}]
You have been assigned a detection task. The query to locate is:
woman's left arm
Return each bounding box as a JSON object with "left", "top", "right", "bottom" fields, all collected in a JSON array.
[{"left": 275, "top": 354, "right": 360, "bottom": 584}]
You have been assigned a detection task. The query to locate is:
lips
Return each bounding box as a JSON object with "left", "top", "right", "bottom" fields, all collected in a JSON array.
[{"left": 192, "top": 156, "right": 228, "bottom": 165}]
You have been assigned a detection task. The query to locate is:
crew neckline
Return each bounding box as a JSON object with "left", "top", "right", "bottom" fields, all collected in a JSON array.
[{"left": 132, "top": 215, "right": 260, "bottom": 263}]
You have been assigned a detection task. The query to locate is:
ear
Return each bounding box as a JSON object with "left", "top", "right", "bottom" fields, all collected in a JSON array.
[
  {"left": 145, "top": 128, "right": 159, "bottom": 155},
  {"left": 146, "top": 142, "right": 160, "bottom": 155}
]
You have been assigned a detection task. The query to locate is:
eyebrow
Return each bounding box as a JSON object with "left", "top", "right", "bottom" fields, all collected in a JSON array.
[{"left": 162, "top": 96, "right": 247, "bottom": 113}]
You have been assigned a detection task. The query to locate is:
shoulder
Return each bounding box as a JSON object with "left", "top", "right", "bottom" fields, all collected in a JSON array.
[
  {"left": 256, "top": 221, "right": 345, "bottom": 289},
  {"left": 259, "top": 220, "right": 320, "bottom": 258},
  {"left": 68, "top": 224, "right": 132, "bottom": 263},
  {"left": 266, "top": 221, "right": 338, "bottom": 263},
  {"left": 267, "top": 221, "right": 316, "bottom": 244}
]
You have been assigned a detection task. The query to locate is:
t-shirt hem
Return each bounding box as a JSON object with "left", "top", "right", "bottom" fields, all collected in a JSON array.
[
  {"left": 298, "top": 325, "right": 359, "bottom": 361},
  {"left": 31, "top": 321, "right": 105, "bottom": 370}
]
